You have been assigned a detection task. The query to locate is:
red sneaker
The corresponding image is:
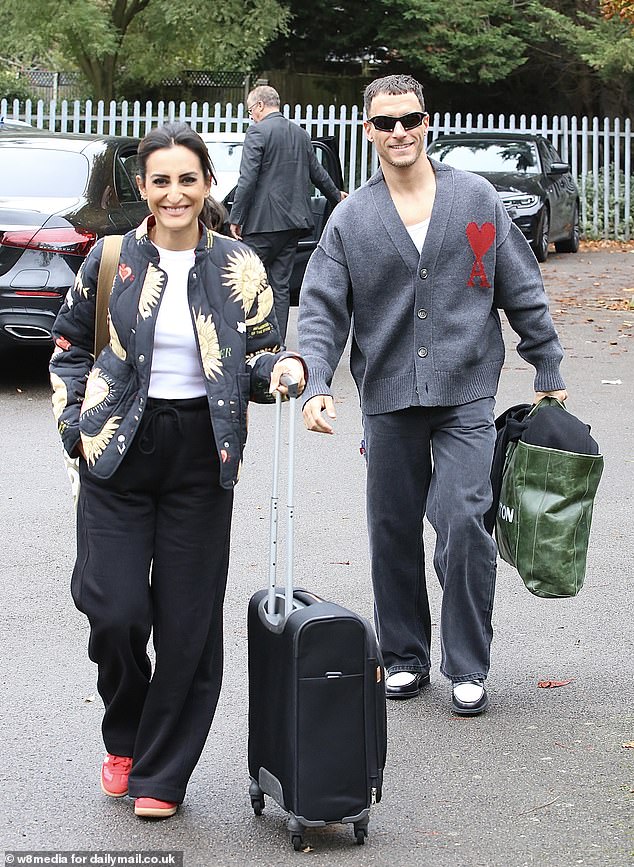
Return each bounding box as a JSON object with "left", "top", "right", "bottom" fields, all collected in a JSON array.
[
  {"left": 100, "top": 754, "right": 133, "bottom": 797},
  {"left": 134, "top": 797, "right": 179, "bottom": 818}
]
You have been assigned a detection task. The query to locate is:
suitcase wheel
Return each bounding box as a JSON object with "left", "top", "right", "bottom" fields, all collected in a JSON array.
[
  {"left": 288, "top": 816, "right": 306, "bottom": 851},
  {"left": 251, "top": 794, "right": 265, "bottom": 816},
  {"left": 354, "top": 819, "right": 369, "bottom": 845},
  {"left": 249, "top": 780, "right": 265, "bottom": 816}
]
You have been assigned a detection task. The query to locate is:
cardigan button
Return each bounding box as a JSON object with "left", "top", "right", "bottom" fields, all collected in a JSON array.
[
  {"left": 417, "top": 308, "right": 428, "bottom": 319},
  {"left": 419, "top": 268, "right": 428, "bottom": 279},
  {"left": 417, "top": 346, "right": 428, "bottom": 358},
  {"left": 138, "top": 354, "right": 145, "bottom": 363}
]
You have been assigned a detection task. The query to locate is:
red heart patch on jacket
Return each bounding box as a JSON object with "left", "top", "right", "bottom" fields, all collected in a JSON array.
[
  {"left": 466, "top": 222, "right": 495, "bottom": 288},
  {"left": 466, "top": 222, "right": 495, "bottom": 259},
  {"left": 118, "top": 263, "right": 132, "bottom": 282}
]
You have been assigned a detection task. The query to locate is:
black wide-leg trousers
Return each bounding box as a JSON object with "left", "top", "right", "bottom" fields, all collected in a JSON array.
[{"left": 72, "top": 397, "right": 234, "bottom": 803}]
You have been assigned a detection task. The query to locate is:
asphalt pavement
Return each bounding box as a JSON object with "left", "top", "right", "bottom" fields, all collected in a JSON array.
[{"left": 0, "top": 246, "right": 632, "bottom": 866}]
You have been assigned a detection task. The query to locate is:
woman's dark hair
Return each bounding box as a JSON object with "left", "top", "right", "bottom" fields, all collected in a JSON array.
[{"left": 137, "top": 122, "right": 226, "bottom": 232}]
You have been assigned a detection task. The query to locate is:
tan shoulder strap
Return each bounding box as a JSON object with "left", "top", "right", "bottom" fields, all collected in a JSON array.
[{"left": 94, "top": 234, "right": 124, "bottom": 358}]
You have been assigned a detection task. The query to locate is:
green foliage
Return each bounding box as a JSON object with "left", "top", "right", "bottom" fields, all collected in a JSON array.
[
  {"left": 1, "top": 0, "right": 633, "bottom": 115},
  {"left": 581, "top": 169, "right": 634, "bottom": 240},
  {"left": 121, "top": 0, "right": 290, "bottom": 85},
  {"left": 0, "top": 0, "right": 290, "bottom": 100},
  {"left": 383, "top": 0, "right": 529, "bottom": 83},
  {"left": 261, "top": 0, "right": 388, "bottom": 68},
  {"left": 0, "top": 66, "right": 35, "bottom": 101},
  {"left": 525, "top": 1, "right": 634, "bottom": 79}
]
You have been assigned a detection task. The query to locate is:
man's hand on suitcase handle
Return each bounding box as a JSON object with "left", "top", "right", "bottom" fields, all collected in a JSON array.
[
  {"left": 270, "top": 357, "right": 306, "bottom": 398},
  {"left": 302, "top": 394, "right": 337, "bottom": 434}
]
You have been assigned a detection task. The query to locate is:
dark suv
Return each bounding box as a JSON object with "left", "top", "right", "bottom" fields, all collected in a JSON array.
[
  {"left": 426, "top": 132, "right": 580, "bottom": 262},
  {"left": 0, "top": 130, "right": 147, "bottom": 349}
]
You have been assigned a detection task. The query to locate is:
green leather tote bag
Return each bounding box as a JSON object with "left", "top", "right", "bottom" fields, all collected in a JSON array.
[{"left": 495, "top": 398, "right": 604, "bottom": 598}]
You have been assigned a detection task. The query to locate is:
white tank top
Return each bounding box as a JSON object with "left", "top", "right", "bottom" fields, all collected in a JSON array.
[
  {"left": 406, "top": 218, "right": 430, "bottom": 254},
  {"left": 148, "top": 245, "right": 207, "bottom": 399}
]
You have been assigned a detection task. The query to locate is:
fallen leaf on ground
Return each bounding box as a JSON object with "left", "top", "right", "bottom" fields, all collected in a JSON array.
[
  {"left": 537, "top": 679, "right": 574, "bottom": 688},
  {"left": 579, "top": 239, "right": 634, "bottom": 252}
]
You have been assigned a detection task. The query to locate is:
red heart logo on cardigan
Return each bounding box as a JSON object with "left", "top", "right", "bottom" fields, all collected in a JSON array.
[
  {"left": 118, "top": 263, "right": 132, "bottom": 281},
  {"left": 466, "top": 222, "right": 495, "bottom": 288},
  {"left": 466, "top": 222, "right": 495, "bottom": 259}
]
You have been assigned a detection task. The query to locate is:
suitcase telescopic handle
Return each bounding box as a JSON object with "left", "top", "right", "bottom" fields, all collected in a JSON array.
[{"left": 266, "top": 375, "right": 298, "bottom": 625}]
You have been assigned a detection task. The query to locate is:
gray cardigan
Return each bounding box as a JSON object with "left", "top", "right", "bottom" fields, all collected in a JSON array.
[{"left": 298, "top": 160, "right": 565, "bottom": 413}]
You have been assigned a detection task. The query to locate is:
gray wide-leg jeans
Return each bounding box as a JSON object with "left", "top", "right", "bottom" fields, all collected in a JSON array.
[{"left": 363, "top": 398, "right": 497, "bottom": 683}]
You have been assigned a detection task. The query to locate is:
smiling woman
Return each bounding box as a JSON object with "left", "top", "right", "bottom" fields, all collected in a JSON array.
[
  {"left": 136, "top": 144, "right": 212, "bottom": 250},
  {"left": 49, "top": 121, "right": 307, "bottom": 821}
]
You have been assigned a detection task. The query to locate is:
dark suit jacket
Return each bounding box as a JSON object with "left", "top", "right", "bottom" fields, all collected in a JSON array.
[{"left": 229, "top": 111, "right": 341, "bottom": 234}]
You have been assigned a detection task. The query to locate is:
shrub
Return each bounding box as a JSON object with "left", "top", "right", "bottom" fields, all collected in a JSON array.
[
  {"left": 580, "top": 169, "right": 634, "bottom": 240},
  {"left": 0, "top": 70, "right": 35, "bottom": 103}
]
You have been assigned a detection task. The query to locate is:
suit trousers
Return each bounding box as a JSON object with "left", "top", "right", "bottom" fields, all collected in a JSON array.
[
  {"left": 241, "top": 229, "right": 304, "bottom": 340},
  {"left": 72, "top": 397, "right": 234, "bottom": 803},
  {"left": 363, "top": 399, "right": 497, "bottom": 683}
]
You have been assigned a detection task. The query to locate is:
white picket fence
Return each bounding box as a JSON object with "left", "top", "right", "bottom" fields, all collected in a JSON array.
[{"left": 2, "top": 97, "right": 632, "bottom": 239}]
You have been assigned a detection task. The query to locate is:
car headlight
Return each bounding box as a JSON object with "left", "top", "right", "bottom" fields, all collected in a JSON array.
[{"left": 499, "top": 193, "right": 540, "bottom": 210}]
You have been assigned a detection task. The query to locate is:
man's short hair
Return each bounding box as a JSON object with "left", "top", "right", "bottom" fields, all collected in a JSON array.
[
  {"left": 364, "top": 75, "right": 426, "bottom": 116},
  {"left": 248, "top": 85, "right": 280, "bottom": 108}
]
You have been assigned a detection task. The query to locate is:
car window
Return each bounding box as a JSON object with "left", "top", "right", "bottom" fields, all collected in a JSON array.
[
  {"left": 309, "top": 146, "right": 325, "bottom": 196},
  {"left": 536, "top": 140, "right": 553, "bottom": 172},
  {"left": 546, "top": 140, "right": 565, "bottom": 166},
  {"left": 115, "top": 151, "right": 141, "bottom": 203},
  {"left": 0, "top": 148, "right": 89, "bottom": 196},
  {"left": 309, "top": 142, "right": 340, "bottom": 195},
  {"left": 429, "top": 140, "right": 540, "bottom": 175},
  {"left": 206, "top": 140, "right": 244, "bottom": 172},
  {"left": 204, "top": 139, "right": 244, "bottom": 202}
]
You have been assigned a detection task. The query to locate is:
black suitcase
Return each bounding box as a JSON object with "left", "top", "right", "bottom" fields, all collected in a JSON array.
[{"left": 247, "top": 380, "right": 387, "bottom": 850}]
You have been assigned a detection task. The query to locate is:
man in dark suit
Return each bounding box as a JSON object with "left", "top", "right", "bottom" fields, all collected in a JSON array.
[{"left": 229, "top": 85, "right": 346, "bottom": 339}]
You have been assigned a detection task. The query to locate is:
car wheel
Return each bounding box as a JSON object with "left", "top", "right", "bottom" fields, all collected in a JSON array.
[
  {"left": 554, "top": 203, "right": 580, "bottom": 254},
  {"left": 532, "top": 207, "right": 550, "bottom": 262}
]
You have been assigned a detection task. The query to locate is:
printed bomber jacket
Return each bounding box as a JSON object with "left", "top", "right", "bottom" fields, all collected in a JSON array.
[{"left": 50, "top": 218, "right": 301, "bottom": 489}]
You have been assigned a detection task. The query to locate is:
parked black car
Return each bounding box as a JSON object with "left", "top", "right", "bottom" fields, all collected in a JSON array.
[
  {"left": 426, "top": 132, "right": 580, "bottom": 262},
  {"left": 0, "top": 130, "right": 147, "bottom": 348}
]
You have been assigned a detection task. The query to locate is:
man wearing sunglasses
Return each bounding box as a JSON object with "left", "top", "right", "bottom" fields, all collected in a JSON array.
[
  {"left": 229, "top": 85, "right": 347, "bottom": 340},
  {"left": 298, "top": 74, "right": 567, "bottom": 716}
]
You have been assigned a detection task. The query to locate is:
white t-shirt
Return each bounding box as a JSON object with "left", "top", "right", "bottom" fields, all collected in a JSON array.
[
  {"left": 148, "top": 245, "right": 207, "bottom": 399},
  {"left": 406, "top": 218, "right": 430, "bottom": 254}
]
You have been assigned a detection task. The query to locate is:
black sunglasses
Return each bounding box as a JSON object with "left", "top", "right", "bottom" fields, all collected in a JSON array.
[{"left": 367, "top": 111, "right": 427, "bottom": 132}]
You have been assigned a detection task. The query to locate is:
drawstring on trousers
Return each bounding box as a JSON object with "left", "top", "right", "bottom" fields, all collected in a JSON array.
[{"left": 138, "top": 397, "right": 207, "bottom": 455}]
